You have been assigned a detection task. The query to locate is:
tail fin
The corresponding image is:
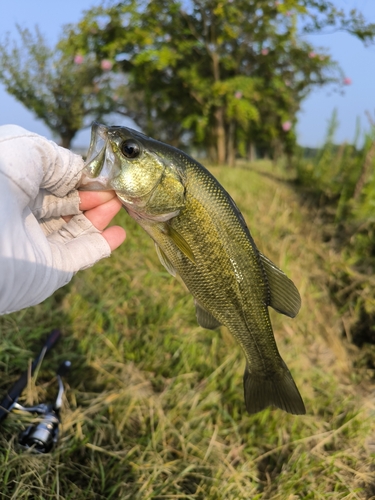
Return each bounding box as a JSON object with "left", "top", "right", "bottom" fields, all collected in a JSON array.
[{"left": 243, "top": 361, "right": 306, "bottom": 415}]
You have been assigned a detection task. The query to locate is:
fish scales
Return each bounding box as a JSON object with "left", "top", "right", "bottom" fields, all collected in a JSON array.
[
  {"left": 152, "top": 162, "right": 279, "bottom": 373},
  {"left": 81, "top": 123, "right": 306, "bottom": 416}
]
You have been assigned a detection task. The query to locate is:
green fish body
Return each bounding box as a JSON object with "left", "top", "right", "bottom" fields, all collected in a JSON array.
[{"left": 81, "top": 123, "right": 305, "bottom": 415}]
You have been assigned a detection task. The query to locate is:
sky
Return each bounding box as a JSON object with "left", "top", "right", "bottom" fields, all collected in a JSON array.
[{"left": 0, "top": 0, "right": 374, "bottom": 150}]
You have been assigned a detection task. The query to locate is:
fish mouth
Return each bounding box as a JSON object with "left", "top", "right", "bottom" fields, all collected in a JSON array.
[{"left": 79, "top": 122, "right": 118, "bottom": 190}]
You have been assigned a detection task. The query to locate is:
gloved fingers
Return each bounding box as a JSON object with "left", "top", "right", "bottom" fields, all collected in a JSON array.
[
  {"left": 44, "top": 194, "right": 126, "bottom": 249},
  {"left": 39, "top": 139, "right": 85, "bottom": 196},
  {"left": 49, "top": 231, "right": 111, "bottom": 275},
  {"left": 39, "top": 216, "right": 67, "bottom": 236},
  {"left": 47, "top": 214, "right": 102, "bottom": 245},
  {"left": 31, "top": 189, "right": 119, "bottom": 226},
  {"left": 29, "top": 189, "right": 81, "bottom": 219},
  {"left": 47, "top": 213, "right": 111, "bottom": 271},
  {"left": 0, "top": 126, "right": 85, "bottom": 203}
]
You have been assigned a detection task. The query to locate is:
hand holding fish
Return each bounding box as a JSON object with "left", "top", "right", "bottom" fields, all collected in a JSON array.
[{"left": 0, "top": 125, "right": 126, "bottom": 315}]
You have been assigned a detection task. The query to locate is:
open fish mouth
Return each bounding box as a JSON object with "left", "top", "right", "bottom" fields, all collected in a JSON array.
[{"left": 79, "top": 122, "right": 118, "bottom": 190}]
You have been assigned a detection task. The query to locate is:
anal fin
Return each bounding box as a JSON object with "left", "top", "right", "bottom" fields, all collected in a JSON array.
[{"left": 194, "top": 300, "right": 222, "bottom": 330}]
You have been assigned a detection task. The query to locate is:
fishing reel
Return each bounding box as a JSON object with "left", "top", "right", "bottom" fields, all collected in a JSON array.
[
  {"left": 0, "top": 329, "right": 71, "bottom": 454},
  {"left": 15, "top": 360, "right": 71, "bottom": 453}
]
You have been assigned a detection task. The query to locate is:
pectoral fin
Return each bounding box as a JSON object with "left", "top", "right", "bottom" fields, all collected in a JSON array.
[
  {"left": 194, "top": 300, "right": 222, "bottom": 330},
  {"left": 154, "top": 243, "right": 177, "bottom": 277},
  {"left": 260, "top": 253, "right": 301, "bottom": 318},
  {"left": 162, "top": 224, "right": 196, "bottom": 264}
]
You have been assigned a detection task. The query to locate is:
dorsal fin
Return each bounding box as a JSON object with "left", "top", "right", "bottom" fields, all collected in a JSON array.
[{"left": 260, "top": 253, "right": 301, "bottom": 318}]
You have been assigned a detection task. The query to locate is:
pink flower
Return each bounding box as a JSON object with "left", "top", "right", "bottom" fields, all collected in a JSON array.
[
  {"left": 234, "top": 91, "right": 243, "bottom": 99},
  {"left": 100, "top": 59, "right": 113, "bottom": 71},
  {"left": 282, "top": 121, "right": 292, "bottom": 132},
  {"left": 74, "top": 54, "right": 84, "bottom": 65},
  {"left": 285, "top": 79, "right": 291, "bottom": 87},
  {"left": 261, "top": 48, "right": 269, "bottom": 55},
  {"left": 308, "top": 52, "right": 316, "bottom": 59},
  {"left": 343, "top": 77, "right": 352, "bottom": 85},
  {"left": 285, "top": 10, "right": 292, "bottom": 16}
]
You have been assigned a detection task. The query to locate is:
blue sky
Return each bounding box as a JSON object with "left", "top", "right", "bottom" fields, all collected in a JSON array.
[{"left": 0, "top": 0, "right": 374, "bottom": 149}]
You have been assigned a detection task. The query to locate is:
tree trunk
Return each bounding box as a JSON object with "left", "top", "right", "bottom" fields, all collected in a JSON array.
[
  {"left": 248, "top": 142, "right": 256, "bottom": 162},
  {"left": 60, "top": 134, "right": 74, "bottom": 150},
  {"left": 215, "top": 107, "right": 226, "bottom": 165},
  {"left": 227, "top": 120, "right": 236, "bottom": 168},
  {"left": 208, "top": 144, "right": 217, "bottom": 163},
  {"left": 272, "top": 139, "right": 283, "bottom": 166},
  {"left": 209, "top": 28, "right": 226, "bottom": 165}
]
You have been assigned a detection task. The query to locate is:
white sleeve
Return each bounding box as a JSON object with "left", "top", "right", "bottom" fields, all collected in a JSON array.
[{"left": 0, "top": 125, "right": 111, "bottom": 314}]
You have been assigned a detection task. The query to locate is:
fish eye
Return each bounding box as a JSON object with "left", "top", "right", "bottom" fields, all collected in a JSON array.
[{"left": 120, "top": 140, "right": 140, "bottom": 159}]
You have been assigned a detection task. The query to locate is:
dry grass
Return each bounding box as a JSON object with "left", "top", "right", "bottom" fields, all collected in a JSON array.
[{"left": 0, "top": 163, "right": 374, "bottom": 499}]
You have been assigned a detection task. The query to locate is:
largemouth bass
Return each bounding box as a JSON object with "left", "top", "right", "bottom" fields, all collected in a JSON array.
[{"left": 81, "top": 123, "right": 306, "bottom": 415}]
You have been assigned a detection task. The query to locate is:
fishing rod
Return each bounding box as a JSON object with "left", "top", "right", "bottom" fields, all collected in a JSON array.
[{"left": 0, "top": 329, "right": 71, "bottom": 453}]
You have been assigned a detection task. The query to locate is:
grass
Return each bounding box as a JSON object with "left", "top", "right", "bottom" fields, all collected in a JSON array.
[{"left": 0, "top": 163, "right": 374, "bottom": 499}]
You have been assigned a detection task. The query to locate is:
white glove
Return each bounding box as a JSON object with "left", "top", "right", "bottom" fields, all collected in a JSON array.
[{"left": 0, "top": 125, "right": 122, "bottom": 314}]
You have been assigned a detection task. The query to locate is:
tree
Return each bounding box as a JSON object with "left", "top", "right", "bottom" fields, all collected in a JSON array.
[
  {"left": 6, "top": 2, "right": 373, "bottom": 158},
  {"left": 0, "top": 26, "right": 116, "bottom": 148},
  {"left": 64, "top": 0, "right": 375, "bottom": 163}
]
